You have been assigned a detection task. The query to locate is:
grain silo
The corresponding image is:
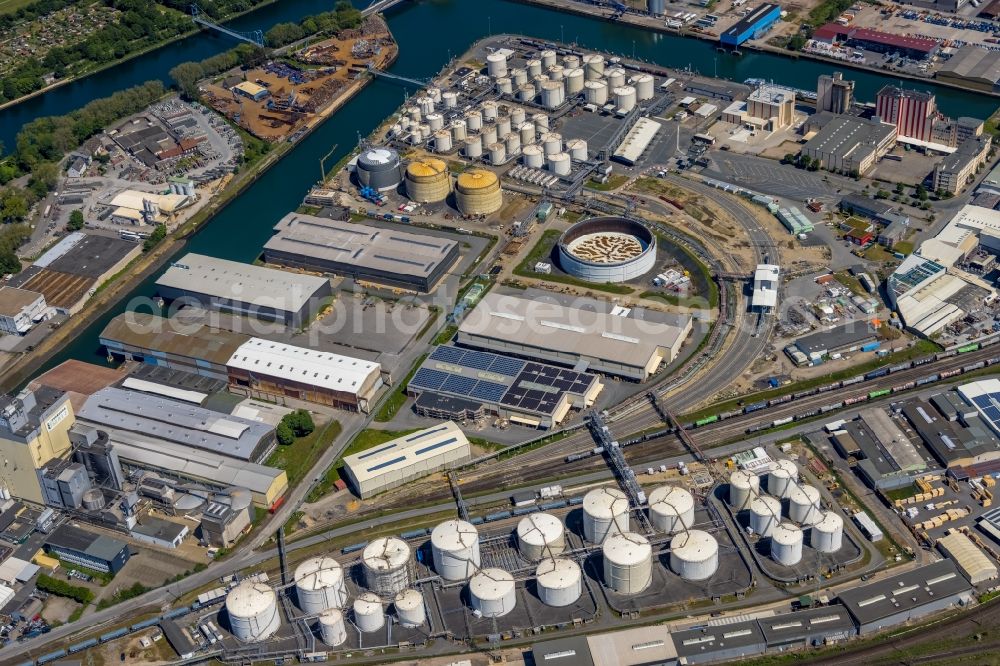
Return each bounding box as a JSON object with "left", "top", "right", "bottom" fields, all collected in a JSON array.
[
  {"left": 810, "top": 511, "right": 844, "bottom": 553},
  {"left": 226, "top": 581, "right": 280, "bottom": 643},
  {"left": 535, "top": 557, "right": 582, "bottom": 607},
  {"left": 788, "top": 485, "right": 823, "bottom": 525},
  {"left": 405, "top": 158, "right": 451, "bottom": 203},
  {"left": 517, "top": 512, "right": 565, "bottom": 560},
  {"left": 603, "top": 532, "right": 652, "bottom": 594},
  {"left": 585, "top": 80, "right": 609, "bottom": 105},
  {"left": 353, "top": 593, "right": 385, "bottom": 633},
  {"left": 431, "top": 519, "right": 481, "bottom": 580},
  {"left": 750, "top": 495, "right": 782, "bottom": 537},
  {"left": 768, "top": 459, "right": 799, "bottom": 498},
  {"left": 362, "top": 537, "right": 411, "bottom": 596},
  {"left": 469, "top": 568, "right": 516, "bottom": 617},
  {"left": 771, "top": 523, "right": 804, "bottom": 566},
  {"left": 582, "top": 487, "right": 630, "bottom": 543},
  {"left": 294, "top": 556, "right": 347, "bottom": 614},
  {"left": 317, "top": 608, "right": 347, "bottom": 647},
  {"left": 648, "top": 485, "right": 695, "bottom": 534},
  {"left": 670, "top": 529, "right": 719, "bottom": 581},
  {"left": 356, "top": 147, "right": 402, "bottom": 192},
  {"left": 729, "top": 469, "right": 760, "bottom": 510},
  {"left": 456, "top": 169, "right": 503, "bottom": 215},
  {"left": 393, "top": 588, "right": 426, "bottom": 627}
]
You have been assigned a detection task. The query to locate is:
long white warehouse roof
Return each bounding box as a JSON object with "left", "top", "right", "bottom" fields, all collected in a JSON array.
[
  {"left": 613, "top": 117, "right": 662, "bottom": 164},
  {"left": 342, "top": 421, "right": 470, "bottom": 485},
  {"left": 226, "top": 338, "right": 381, "bottom": 396}
]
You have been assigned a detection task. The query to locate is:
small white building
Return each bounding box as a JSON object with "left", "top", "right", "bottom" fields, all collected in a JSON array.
[
  {"left": 0, "top": 287, "right": 48, "bottom": 335},
  {"left": 342, "top": 421, "right": 472, "bottom": 498},
  {"left": 534, "top": 262, "right": 552, "bottom": 274},
  {"left": 751, "top": 264, "right": 779, "bottom": 312}
]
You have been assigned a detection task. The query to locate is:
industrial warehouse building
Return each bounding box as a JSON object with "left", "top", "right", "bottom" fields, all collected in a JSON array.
[
  {"left": 936, "top": 531, "right": 999, "bottom": 584},
  {"left": 672, "top": 618, "right": 767, "bottom": 664},
  {"left": 408, "top": 345, "right": 603, "bottom": 429},
  {"left": 100, "top": 312, "right": 249, "bottom": 381},
  {"left": 900, "top": 395, "right": 1000, "bottom": 469},
  {"left": 800, "top": 114, "right": 897, "bottom": 176},
  {"left": 788, "top": 321, "right": 878, "bottom": 362},
  {"left": 720, "top": 3, "right": 781, "bottom": 48},
  {"left": 44, "top": 524, "right": 131, "bottom": 574},
  {"left": 155, "top": 254, "right": 332, "bottom": 329},
  {"left": 77, "top": 386, "right": 276, "bottom": 463},
  {"left": 838, "top": 560, "right": 973, "bottom": 635},
  {"left": 226, "top": 338, "right": 383, "bottom": 413},
  {"left": 457, "top": 292, "right": 692, "bottom": 381},
  {"left": 262, "top": 213, "right": 459, "bottom": 293},
  {"left": 342, "top": 421, "right": 472, "bottom": 498}
]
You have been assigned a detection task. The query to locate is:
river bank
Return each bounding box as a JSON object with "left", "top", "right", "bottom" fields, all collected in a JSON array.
[
  {"left": 511, "top": 0, "right": 1000, "bottom": 100},
  {"left": 0, "top": 36, "right": 398, "bottom": 393}
]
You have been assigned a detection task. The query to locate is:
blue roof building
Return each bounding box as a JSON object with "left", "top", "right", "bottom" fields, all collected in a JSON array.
[{"left": 721, "top": 4, "right": 782, "bottom": 48}]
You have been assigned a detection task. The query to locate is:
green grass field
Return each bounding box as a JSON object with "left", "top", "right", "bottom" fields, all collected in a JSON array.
[{"left": 0, "top": 0, "right": 39, "bottom": 15}]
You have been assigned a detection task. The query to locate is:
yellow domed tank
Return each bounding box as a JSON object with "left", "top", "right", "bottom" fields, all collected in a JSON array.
[
  {"left": 455, "top": 169, "right": 502, "bottom": 216},
  {"left": 405, "top": 158, "right": 450, "bottom": 203}
]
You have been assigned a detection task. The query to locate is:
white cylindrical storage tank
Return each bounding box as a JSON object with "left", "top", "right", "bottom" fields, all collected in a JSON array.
[
  {"left": 511, "top": 107, "right": 526, "bottom": 126},
  {"left": 565, "top": 67, "right": 585, "bottom": 94},
  {"left": 542, "top": 132, "right": 563, "bottom": 156},
  {"left": 496, "top": 77, "right": 513, "bottom": 95},
  {"left": 426, "top": 112, "right": 444, "bottom": 132},
  {"left": 670, "top": 529, "right": 719, "bottom": 581},
  {"left": 427, "top": 87, "right": 441, "bottom": 104},
  {"left": 547, "top": 153, "right": 570, "bottom": 176},
  {"left": 482, "top": 125, "right": 499, "bottom": 147},
  {"left": 442, "top": 91, "right": 458, "bottom": 109},
  {"left": 563, "top": 54, "right": 581, "bottom": 69},
  {"left": 295, "top": 556, "right": 347, "bottom": 614},
  {"left": 633, "top": 73, "right": 655, "bottom": 100},
  {"left": 788, "top": 485, "right": 823, "bottom": 526},
  {"left": 771, "top": 523, "right": 804, "bottom": 566},
  {"left": 535, "top": 558, "right": 582, "bottom": 607},
  {"left": 353, "top": 593, "right": 384, "bottom": 633},
  {"left": 547, "top": 64, "right": 565, "bottom": 81},
  {"left": 519, "top": 122, "right": 535, "bottom": 145},
  {"left": 566, "top": 138, "right": 588, "bottom": 161},
  {"left": 532, "top": 73, "right": 549, "bottom": 87},
  {"left": 527, "top": 58, "right": 543, "bottom": 77},
  {"left": 582, "top": 487, "right": 629, "bottom": 543},
  {"left": 497, "top": 116, "right": 512, "bottom": 138},
  {"left": 418, "top": 123, "right": 431, "bottom": 142},
  {"left": 811, "top": 511, "right": 844, "bottom": 553},
  {"left": 469, "top": 568, "right": 516, "bottom": 618},
  {"left": 541, "top": 81, "right": 565, "bottom": 109},
  {"left": 226, "top": 582, "right": 280, "bottom": 643},
  {"left": 362, "top": 537, "right": 411, "bottom": 596},
  {"left": 584, "top": 80, "right": 609, "bottom": 105},
  {"left": 750, "top": 495, "right": 782, "bottom": 537},
  {"left": 533, "top": 112, "right": 550, "bottom": 132},
  {"left": 729, "top": 469, "right": 760, "bottom": 510},
  {"left": 768, "top": 459, "right": 799, "bottom": 498},
  {"left": 540, "top": 49, "right": 557, "bottom": 68},
  {"left": 407, "top": 106, "right": 421, "bottom": 123},
  {"left": 602, "top": 532, "right": 652, "bottom": 594},
  {"left": 613, "top": 85, "right": 637, "bottom": 112},
  {"left": 607, "top": 67, "right": 626, "bottom": 89},
  {"left": 452, "top": 120, "right": 467, "bottom": 142},
  {"left": 357, "top": 147, "right": 402, "bottom": 192},
  {"left": 518, "top": 83, "right": 536, "bottom": 102},
  {"left": 487, "top": 51, "right": 508, "bottom": 78},
  {"left": 488, "top": 142, "right": 507, "bottom": 165},
  {"left": 317, "top": 608, "right": 347, "bottom": 647},
  {"left": 417, "top": 96, "right": 434, "bottom": 115},
  {"left": 431, "top": 519, "right": 481, "bottom": 580},
  {"left": 466, "top": 110, "right": 483, "bottom": 132},
  {"left": 511, "top": 68, "right": 528, "bottom": 86},
  {"left": 522, "top": 144, "right": 545, "bottom": 168},
  {"left": 648, "top": 485, "right": 695, "bottom": 534},
  {"left": 583, "top": 54, "right": 605, "bottom": 80},
  {"left": 517, "top": 512, "right": 565, "bottom": 560},
  {"left": 505, "top": 133, "right": 521, "bottom": 155},
  {"left": 483, "top": 101, "right": 499, "bottom": 121},
  {"left": 434, "top": 130, "right": 453, "bottom": 154},
  {"left": 464, "top": 135, "right": 483, "bottom": 158},
  {"left": 393, "top": 588, "right": 425, "bottom": 627}
]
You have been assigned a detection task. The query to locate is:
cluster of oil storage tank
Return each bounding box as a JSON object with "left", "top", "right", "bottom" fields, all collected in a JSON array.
[
  {"left": 581, "top": 485, "right": 720, "bottom": 595},
  {"left": 728, "top": 461, "right": 845, "bottom": 567},
  {"left": 402, "top": 157, "right": 503, "bottom": 216},
  {"left": 224, "top": 537, "right": 428, "bottom": 646}
]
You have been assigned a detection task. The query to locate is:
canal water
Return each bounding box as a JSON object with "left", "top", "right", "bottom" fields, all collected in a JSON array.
[{"left": 6, "top": 0, "right": 1000, "bottom": 373}]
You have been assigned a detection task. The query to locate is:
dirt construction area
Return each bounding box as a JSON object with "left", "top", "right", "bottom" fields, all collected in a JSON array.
[{"left": 202, "top": 17, "right": 395, "bottom": 142}]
